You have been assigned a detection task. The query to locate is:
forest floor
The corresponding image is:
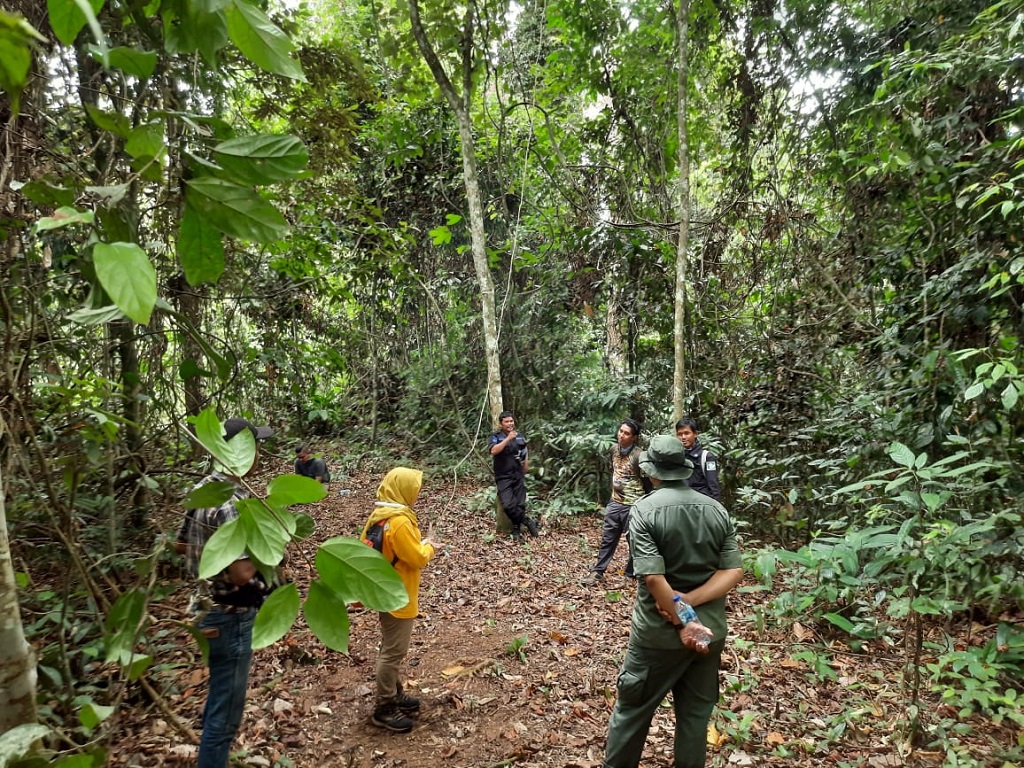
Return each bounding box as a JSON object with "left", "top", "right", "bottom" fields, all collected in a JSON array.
[{"left": 113, "top": 464, "right": 1017, "bottom": 768}]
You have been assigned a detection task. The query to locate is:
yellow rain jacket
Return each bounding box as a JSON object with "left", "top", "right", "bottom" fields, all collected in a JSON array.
[{"left": 360, "top": 468, "right": 435, "bottom": 619}]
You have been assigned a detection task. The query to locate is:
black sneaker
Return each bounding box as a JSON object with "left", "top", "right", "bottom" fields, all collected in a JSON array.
[
  {"left": 511, "top": 526, "right": 523, "bottom": 542},
  {"left": 523, "top": 517, "right": 539, "bottom": 537},
  {"left": 395, "top": 685, "right": 420, "bottom": 714},
  {"left": 371, "top": 703, "right": 414, "bottom": 733},
  {"left": 581, "top": 571, "right": 604, "bottom": 587}
]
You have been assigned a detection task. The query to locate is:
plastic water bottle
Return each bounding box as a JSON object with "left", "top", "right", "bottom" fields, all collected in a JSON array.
[{"left": 673, "top": 595, "right": 713, "bottom": 650}]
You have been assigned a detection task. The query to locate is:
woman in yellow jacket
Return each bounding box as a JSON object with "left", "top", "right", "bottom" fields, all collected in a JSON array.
[{"left": 360, "top": 467, "right": 439, "bottom": 732}]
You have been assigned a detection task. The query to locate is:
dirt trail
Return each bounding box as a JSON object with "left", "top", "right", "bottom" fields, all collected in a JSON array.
[{"left": 115, "top": 469, "right": 993, "bottom": 768}]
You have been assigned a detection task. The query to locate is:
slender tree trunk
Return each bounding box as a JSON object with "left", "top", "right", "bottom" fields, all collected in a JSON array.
[
  {"left": 606, "top": 290, "right": 626, "bottom": 377},
  {"left": 672, "top": 0, "right": 691, "bottom": 421},
  {"left": 408, "top": 0, "right": 503, "bottom": 426},
  {"left": 0, "top": 456, "right": 38, "bottom": 732}
]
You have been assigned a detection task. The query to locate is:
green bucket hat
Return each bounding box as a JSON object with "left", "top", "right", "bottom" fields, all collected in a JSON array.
[{"left": 638, "top": 435, "right": 694, "bottom": 481}]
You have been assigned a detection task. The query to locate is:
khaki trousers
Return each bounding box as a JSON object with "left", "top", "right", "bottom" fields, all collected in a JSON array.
[{"left": 376, "top": 612, "right": 415, "bottom": 704}]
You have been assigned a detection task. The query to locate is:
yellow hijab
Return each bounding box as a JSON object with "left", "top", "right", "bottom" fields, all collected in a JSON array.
[{"left": 360, "top": 467, "right": 422, "bottom": 537}]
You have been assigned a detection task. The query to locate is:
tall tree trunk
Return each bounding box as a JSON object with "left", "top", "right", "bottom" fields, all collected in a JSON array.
[
  {"left": 672, "top": 0, "right": 691, "bottom": 421},
  {"left": 408, "top": 0, "right": 503, "bottom": 426},
  {"left": 0, "top": 456, "right": 38, "bottom": 732}
]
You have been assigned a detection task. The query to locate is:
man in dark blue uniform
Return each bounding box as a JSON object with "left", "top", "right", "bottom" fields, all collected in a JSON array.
[
  {"left": 489, "top": 411, "right": 538, "bottom": 542},
  {"left": 675, "top": 418, "right": 720, "bottom": 500}
]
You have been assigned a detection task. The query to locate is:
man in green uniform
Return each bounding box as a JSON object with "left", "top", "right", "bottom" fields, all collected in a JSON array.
[{"left": 603, "top": 435, "right": 743, "bottom": 768}]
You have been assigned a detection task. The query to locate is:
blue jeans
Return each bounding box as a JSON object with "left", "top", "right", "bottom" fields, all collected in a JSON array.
[{"left": 198, "top": 607, "right": 256, "bottom": 768}]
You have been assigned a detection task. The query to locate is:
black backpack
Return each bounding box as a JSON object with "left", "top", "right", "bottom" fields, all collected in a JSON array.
[{"left": 362, "top": 520, "right": 398, "bottom": 565}]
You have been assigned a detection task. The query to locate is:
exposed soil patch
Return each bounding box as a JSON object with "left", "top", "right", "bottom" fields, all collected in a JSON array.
[{"left": 109, "top": 467, "right": 1012, "bottom": 768}]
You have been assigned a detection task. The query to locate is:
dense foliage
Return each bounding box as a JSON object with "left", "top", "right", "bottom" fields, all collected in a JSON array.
[{"left": 1, "top": 0, "right": 1022, "bottom": 764}]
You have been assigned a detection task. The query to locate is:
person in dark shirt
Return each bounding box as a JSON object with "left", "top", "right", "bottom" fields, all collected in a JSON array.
[
  {"left": 294, "top": 444, "right": 330, "bottom": 484},
  {"left": 674, "top": 418, "right": 720, "bottom": 500},
  {"left": 175, "top": 417, "right": 273, "bottom": 768},
  {"left": 488, "top": 411, "right": 538, "bottom": 542}
]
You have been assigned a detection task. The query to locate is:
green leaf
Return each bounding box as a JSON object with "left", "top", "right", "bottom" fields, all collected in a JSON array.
[
  {"left": 0, "top": 11, "right": 45, "bottom": 116},
  {"left": 239, "top": 502, "right": 289, "bottom": 566},
  {"left": 192, "top": 408, "right": 255, "bottom": 476},
  {"left": 79, "top": 700, "right": 113, "bottom": 732},
  {"left": 0, "top": 723, "right": 50, "bottom": 763},
  {"left": 252, "top": 582, "right": 299, "bottom": 648},
  {"left": 197, "top": 517, "right": 246, "bottom": 579},
  {"left": 164, "top": 4, "right": 228, "bottom": 63},
  {"left": 430, "top": 225, "right": 451, "bottom": 245},
  {"left": 69, "top": 305, "right": 124, "bottom": 326},
  {"left": 183, "top": 480, "right": 236, "bottom": 510},
  {"left": 92, "top": 242, "right": 157, "bottom": 325},
  {"left": 185, "top": 178, "right": 290, "bottom": 243},
  {"left": 823, "top": 612, "right": 855, "bottom": 633},
  {"left": 106, "top": 46, "right": 157, "bottom": 78},
  {"left": 304, "top": 580, "right": 351, "bottom": 652},
  {"left": 1001, "top": 382, "right": 1018, "bottom": 410},
  {"left": 116, "top": 650, "right": 153, "bottom": 681},
  {"left": 212, "top": 134, "right": 309, "bottom": 185},
  {"left": 34, "top": 206, "right": 94, "bottom": 232},
  {"left": 225, "top": 0, "right": 305, "bottom": 81},
  {"left": 888, "top": 442, "right": 915, "bottom": 469},
  {"left": 48, "top": 0, "right": 105, "bottom": 46},
  {"left": 293, "top": 513, "right": 315, "bottom": 540},
  {"left": 315, "top": 537, "right": 408, "bottom": 611},
  {"left": 85, "top": 183, "right": 129, "bottom": 207},
  {"left": 266, "top": 474, "right": 327, "bottom": 507},
  {"left": 178, "top": 205, "right": 225, "bottom": 285},
  {"left": 125, "top": 122, "right": 164, "bottom": 161},
  {"left": 14, "top": 178, "right": 76, "bottom": 207},
  {"left": 963, "top": 381, "right": 985, "bottom": 400},
  {"left": 103, "top": 588, "right": 146, "bottom": 663},
  {"left": 84, "top": 104, "right": 131, "bottom": 137}
]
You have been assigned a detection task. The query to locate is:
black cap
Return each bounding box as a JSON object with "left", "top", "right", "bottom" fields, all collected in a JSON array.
[{"left": 223, "top": 418, "right": 273, "bottom": 441}]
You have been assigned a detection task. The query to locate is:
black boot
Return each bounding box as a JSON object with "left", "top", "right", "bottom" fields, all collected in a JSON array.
[
  {"left": 511, "top": 525, "right": 523, "bottom": 542},
  {"left": 371, "top": 702, "right": 414, "bottom": 733},
  {"left": 395, "top": 682, "right": 420, "bottom": 714},
  {"left": 523, "top": 517, "right": 539, "bottom": 537}
]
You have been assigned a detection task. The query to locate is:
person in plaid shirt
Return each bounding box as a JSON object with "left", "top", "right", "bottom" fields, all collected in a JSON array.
[{"left": 175, "top": 417, "right": 272, "bottom": 768}]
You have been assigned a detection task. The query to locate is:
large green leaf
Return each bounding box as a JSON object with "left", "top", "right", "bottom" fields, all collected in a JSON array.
[
  {"left": 0, "top": 724, "right": 51, "bottom": 764},
  {"left": 887, "top": 442, "right": 915, "bottom": 469},
  {"left": 84, "top": 105, "right": 130, "bottom": 137},
  {"left": 197, "top": 517, "right": 246, "bottom": 579},
  {"left": 252, "top": 582, "right": 299, "bottom": 648},
  {"left": 213, "top": 134, "right": 309, "bottom": 185},
  {"left": 178, "top": 205, "right": 225, "bottom": 286},
  {"left": 106, "top": 46, "right": 157, "bottom": 78},
  {"left": 266, "top": 474, "right": 327, "bottom": 507},
  {"left": 103, "top": 588, "right": 146, "bottom": 663},
  {"left": 239, "top": 502, "right": 289, "bottom": 566},
  {"left": 224, "top": 0, "right": 305, "bottom": 81},
  {"left": 47, "top": 0, "right": 105, "bottom": 46},
  {"left": 183, "top": 480, "right": 236, "bottom": 510},
  {"left": 315, "top": 537, "right": 408, "bottom": 612},
  {"left": 185, "top": 178, "right": 289, "bottom": 243},
  {"left": 192, "top": 408, "right": 255, "bottom": 476},
  {"left": 125, "top": 121, "right": 164, "bottom": 161},
  {"left": 163, "top": 5, "right": 228, "bottom": 63},
  {"left": 304, "top": 580, "right": 351, "bottom": 652},
  {"left": 92, "top": 242, "right": 157, "bottom": 324},
  {"left": 0, "top": 11, "right": 45, "bottom": 115}
]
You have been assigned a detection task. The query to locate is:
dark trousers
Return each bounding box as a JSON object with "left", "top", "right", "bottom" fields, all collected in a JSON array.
[{"left": 593, "top": 501, "right": 633, "bottom": 577}]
